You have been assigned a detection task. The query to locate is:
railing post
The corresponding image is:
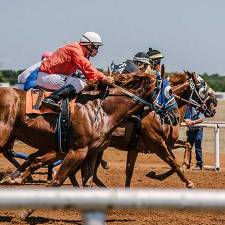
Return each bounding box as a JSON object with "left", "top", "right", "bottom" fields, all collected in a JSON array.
[
  {"left": 215, "top": 124, "right": 220, "bottom": 170},
  {"left": 82, "top": 211, "right": 106, "bottom": 225}
]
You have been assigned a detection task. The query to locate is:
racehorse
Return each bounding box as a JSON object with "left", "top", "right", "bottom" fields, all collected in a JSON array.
[
  {"left": 0, "top": 72, "right": 159, "bottom": 185},
  {"left": 76, "top": 71, "right": 217, "bottom": 188}
]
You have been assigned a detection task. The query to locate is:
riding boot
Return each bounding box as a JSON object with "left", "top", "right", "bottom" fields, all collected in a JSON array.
[{"left": 41, "top": 85, "right": 76, "bottom": 112}]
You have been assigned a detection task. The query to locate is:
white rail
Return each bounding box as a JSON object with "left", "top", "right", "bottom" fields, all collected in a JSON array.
[
  {"left": 181, "top": 121, "right": 225, "bottom": 170},
  {"left": 1, "top": 188, "right": 225, "bottom": 225}
]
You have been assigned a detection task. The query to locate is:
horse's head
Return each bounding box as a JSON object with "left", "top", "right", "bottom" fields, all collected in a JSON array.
[{"left": 185, "top": 71, "right": 217, "bottom": 117}]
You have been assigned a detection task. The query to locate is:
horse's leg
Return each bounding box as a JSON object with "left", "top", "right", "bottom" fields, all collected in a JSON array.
[
  {"left": 125, "top": 150, "right": 138, "bottom": 187},
  {"left": 21, "top": 150, "right": 77, "bottom": 221},
  {"left": 93, "top": 150, "right": 107, "bottom": 187},
  {"left": 182, "top": 141, "right": 192, "bottom": 171},
  {"left": 47, "top": 164, "right": 53, "bottom": 183},
  {"left": 68, "top": 173, "right": 80, "bottom": 187},
  {"left": 80, "top": 151, "right": 99, "bottom": 187},
  {"left": 149, "top": 146, "right": 194, "bottom": 188},
  {"left": 9, "top": 149, "right": 45, "bottom": 180},
  {"left": 3, "top": 149, "right": 21, "bottom": 169},
  {"left": 0, "top": 139, "right": 21, "bottom": 169},
  {"left": 52, "top": 147, "right": 88, "bottom": 186},
  {"left": 12, "top": 151, "right": 62, "bottom": 184}
]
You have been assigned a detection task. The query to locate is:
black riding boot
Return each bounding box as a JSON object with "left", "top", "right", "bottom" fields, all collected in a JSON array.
[{"left": 41, "top": 85, "right": 76, "bottom": 112}]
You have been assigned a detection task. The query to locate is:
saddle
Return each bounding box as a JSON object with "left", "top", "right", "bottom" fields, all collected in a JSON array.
[{"left": 26, "top": 89, "right": 75, "bottom": 153}]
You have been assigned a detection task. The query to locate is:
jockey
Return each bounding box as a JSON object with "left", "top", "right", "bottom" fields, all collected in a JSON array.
[
  {"left": 146, "top": 48, "right": 180, "bottom": 125},
  {"left": 146, "top": 48, "right": 164, "bottom": 76},
  {"left": 111, "top": 52, "right": 151, "bottom": 74},
  {"left": 16, "top": 51, "right": 52, "bottom": 90},
  {"left": 38, "top": 32, "right": 113, "bottom": 112}
]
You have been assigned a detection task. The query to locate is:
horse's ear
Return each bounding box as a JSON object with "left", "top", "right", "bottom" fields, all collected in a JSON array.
[{"left": 190, "top": 71, "right": 198, "bottom": 82}]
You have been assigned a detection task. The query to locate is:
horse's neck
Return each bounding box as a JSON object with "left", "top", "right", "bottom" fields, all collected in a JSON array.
[
  {"left": 101, "top": 79, "right": 155, "bottom": 131},
  {"left": 173, "top": 81, "right": 190, "bottom": 107},
  {"left": 179, "top": 105, "right": 187, "bottom": 122}
]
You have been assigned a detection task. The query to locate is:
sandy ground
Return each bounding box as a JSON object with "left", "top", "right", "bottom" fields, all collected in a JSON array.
[{"left": 0, "top": 100, "right": 224, "bottom": 225}]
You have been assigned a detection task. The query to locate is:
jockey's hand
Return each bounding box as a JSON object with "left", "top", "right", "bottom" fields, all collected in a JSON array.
[
  {"left": 184, "top": 119, "right": 194, "bottom": 127},
  {"left": 155, "top": 64, "right": 161, "bottom": 72},
  {"left": 102, "top": 75, "right": 114, "bottom": 85}
]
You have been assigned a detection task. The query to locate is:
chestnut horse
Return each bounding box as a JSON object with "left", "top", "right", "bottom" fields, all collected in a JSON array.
[
  {"left": 76, "top": 72, "right": 217, "bottom": 188},
  {"left": 0, "top": 72, "right": 160, "bottom": 185}
]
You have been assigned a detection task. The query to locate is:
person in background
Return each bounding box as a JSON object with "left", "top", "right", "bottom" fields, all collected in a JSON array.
[
  {"left": 111, "top": 52, "right": 151, "bottom": 74},
  {"left": 16, "top": 51, "right": 52, "bottom": 90},
  {"left": 38, "top": 31, "right": 113, "bottom": 112},
  {"left": 184, "top": 105, "right": 205, "bottom": 170}
]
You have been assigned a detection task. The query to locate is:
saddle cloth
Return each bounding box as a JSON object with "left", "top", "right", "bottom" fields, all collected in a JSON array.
[{"left": 25, "top": 89, "right": 75, "bottom": 115}]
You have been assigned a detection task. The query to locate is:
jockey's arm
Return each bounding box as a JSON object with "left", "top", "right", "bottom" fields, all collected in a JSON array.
[{"left": 72, "top": 52, "right": 104, "bottom": 81}]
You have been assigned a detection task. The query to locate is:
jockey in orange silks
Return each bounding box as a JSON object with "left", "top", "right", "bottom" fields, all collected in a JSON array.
[{"left": 38, "top": 32, "right": 113, "bottom": 112}]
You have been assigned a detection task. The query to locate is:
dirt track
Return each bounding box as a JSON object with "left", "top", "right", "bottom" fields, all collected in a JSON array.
[
  {"left": 0, "top": 100, "right": 224, "bottom": 224},
  {"left": 1, "top": 145, "right": 225, "bottom": 225}
]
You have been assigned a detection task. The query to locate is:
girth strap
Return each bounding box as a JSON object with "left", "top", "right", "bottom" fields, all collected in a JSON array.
[{"left": 57, "top": 98, "right": 70, "bottom": 153}]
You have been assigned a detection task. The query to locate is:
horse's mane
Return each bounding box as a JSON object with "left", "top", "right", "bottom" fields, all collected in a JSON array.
[
  {"left": 78, "top": 72, "right": 155, "bottom": 104},
  {"left": 111, "top": 72, "right": 155, "bottom": 88},
  {"left": 168, "top": 72, "right": 188, "bottom": 86},
  {"left": 86, "top": 72, "right": 155, "bottom": 91}
]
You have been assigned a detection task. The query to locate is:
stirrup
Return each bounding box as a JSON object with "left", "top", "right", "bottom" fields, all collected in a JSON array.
[{"left": 41, "top": 98, "right": 62, "bottom": 113}]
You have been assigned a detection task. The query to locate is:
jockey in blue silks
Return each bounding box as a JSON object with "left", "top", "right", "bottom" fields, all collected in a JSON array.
[
  {"left": 146, "top": 48, "right": 180, "bottom": 125},
  {"left": 16, "top": 51, "right": 52, "bottom": 90}
]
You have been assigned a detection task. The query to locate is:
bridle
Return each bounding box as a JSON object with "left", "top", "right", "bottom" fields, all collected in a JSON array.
[{"left": 173, "top": 77, "right": 211, "bottom": 115}]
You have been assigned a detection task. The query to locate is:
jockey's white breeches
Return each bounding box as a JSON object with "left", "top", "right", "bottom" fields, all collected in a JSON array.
[{"left": 36, "top": 72, "right": 87, "bottom": 92}]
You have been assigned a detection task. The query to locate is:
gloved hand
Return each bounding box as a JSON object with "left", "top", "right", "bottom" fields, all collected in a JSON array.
[{"left": 102, "top": 75, "right": 114, "bottom": 85}]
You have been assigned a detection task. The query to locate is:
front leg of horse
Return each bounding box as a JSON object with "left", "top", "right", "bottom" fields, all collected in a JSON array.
[
  {"left": 146, "top": 169, "right": 174, "bottom": 180},
  {"left": 93, "top": 151, "right": 107, "bottom": 187},
  {"left": 125, "top": 150, "right": 138, "bottom": 187},
  {"left": 155, "top": 148, "right": 194, "bottom": 188},
  {"left": 52, "top": 147, "right": 88, "bottom": 186}
]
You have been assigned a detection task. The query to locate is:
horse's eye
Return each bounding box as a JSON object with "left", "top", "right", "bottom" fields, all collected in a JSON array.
[{"left": 199, "top": 87, "right": 206, "bottom": 98}]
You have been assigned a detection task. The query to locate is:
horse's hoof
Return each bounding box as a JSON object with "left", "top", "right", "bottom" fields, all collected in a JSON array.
[
  {"left": 52, "top": 179, "right": 60, "bottom": 186},
  {"left": 146, "top": 171, "right": 156, "bottom": 178},
  {"left": 20, "top": 209, "right": 34, "bottom": 221},
  {"left": 0, "top": 176, "right": 12, "bottom": 185},
  {"left": 186, "top": 181, "right": 194, "bottom": 189}
]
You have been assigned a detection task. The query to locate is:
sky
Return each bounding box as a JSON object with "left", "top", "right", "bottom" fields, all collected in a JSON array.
[{"left": 0, "top": 0, "right": 225, "bottom": 75}]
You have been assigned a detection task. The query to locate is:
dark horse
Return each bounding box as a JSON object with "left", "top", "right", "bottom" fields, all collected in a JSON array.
[
  {"left": 73, "top": 71, "right": 217, "bottom": 188},
  {"left": 0, "top": 72, "right": 160, "bottom": 186}
]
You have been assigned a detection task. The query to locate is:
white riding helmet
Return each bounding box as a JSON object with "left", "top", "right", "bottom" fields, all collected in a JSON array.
[{"left": 80, "top": 32, "right": 103, "bottom": 46}]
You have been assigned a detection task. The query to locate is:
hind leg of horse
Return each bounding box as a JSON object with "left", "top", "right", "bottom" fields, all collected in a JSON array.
[
  {"left": 92, "top": 150, "right": 107, "bottom": 187},
  {"left": 8, "top": 149, "right": 46, "bottom": 180},
  {"left": 80, "top": 151, "right": 99, "bottom": 187},
  {"left": 154, "top": 146, "right": 194, "bottom": 188},
  {"left": 125, "top": 150, "right": 138, "bottom": 187},
  {"left": 12, "top": 151, "right": 62, "bottom": 184},
  {"left": 52, "top": 147, "right": 88, "bottom": 186},
  {"left": 3, "top": 149, "right": 21, "bottom": 169}
]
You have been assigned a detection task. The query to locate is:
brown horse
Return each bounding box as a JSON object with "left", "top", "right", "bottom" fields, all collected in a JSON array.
[
  {"left": 76, "top": 71, "right": 217, "bottom": 188},
  {"left": 0, "top": 72, "right": 160, "bottom": 185}
]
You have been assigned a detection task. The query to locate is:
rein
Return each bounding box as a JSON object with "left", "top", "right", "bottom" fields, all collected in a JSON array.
[
  {"left": 110, "top": 83, "right": 155, "bottom": 110},
  {"left": 93, "top": 81, "right": 155, "bottom": 123}
]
